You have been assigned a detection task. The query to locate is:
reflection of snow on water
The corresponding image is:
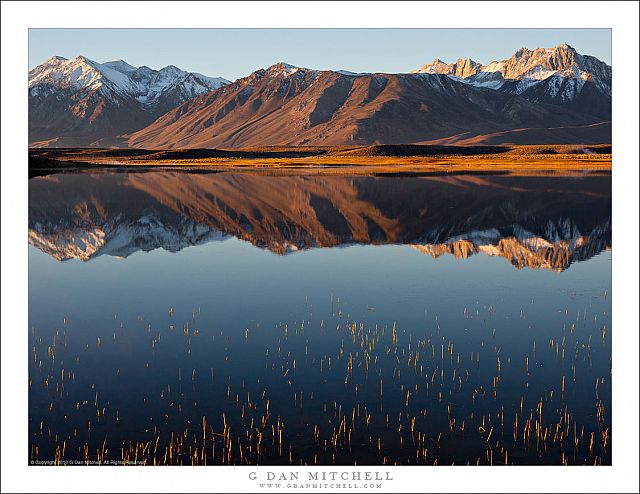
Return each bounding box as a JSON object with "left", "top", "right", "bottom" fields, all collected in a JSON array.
[{"left": 27, "top": 172, "right": 612, "bottom": 466}]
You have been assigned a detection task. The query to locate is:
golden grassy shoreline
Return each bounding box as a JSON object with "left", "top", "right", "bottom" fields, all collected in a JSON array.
[{"left": 29, "top": 145, "right": 612, "bottom": 176}]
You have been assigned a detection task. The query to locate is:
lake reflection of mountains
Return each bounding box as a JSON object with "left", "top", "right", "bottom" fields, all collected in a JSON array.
[{"left": 29, "top": 172, "right": 611, "bottom": 271}]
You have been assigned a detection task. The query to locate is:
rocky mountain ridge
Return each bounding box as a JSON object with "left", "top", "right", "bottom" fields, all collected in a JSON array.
[{"left": 28, "top": 55, "right": 229, "bottom": 146}]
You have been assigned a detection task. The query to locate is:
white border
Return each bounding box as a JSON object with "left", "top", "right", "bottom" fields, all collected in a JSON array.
[{"left": 2, "top": 2, "right": 638, "bottom": 493}]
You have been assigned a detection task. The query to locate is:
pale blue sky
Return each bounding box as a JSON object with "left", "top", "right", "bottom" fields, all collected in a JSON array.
[{"left": 29, "top": 29, "right": 611, "bottom": 81}]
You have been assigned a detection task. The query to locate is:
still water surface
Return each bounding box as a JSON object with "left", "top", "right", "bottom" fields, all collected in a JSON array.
[{"left": 28, "top": 172, "right": 611, "bottom": 465}]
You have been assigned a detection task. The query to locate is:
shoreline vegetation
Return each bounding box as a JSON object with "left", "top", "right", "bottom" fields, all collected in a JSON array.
[{"left": 29, "top": 144, "right": 611, "bottom": 177}]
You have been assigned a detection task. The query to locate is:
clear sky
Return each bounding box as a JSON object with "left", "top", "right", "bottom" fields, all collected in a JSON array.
[{"left": 29, "top": 29, "right": 611, "bottom": 81}]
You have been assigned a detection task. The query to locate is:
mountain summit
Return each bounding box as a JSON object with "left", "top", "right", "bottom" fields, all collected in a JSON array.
[
  {"left": 29, "top": 45, "right": 611, "bottom": 148},
  {"left": 128, "top": 46, "right": 610, "bottom": 149},
  {"left": 417, "top": 58, "right": 482, "bottom": 79},
  {"left": 414, "top": 44, "right": 611, "bottom": 117},
  {"left": 28, "top": 56, "right": 229, "bottom": 147}
]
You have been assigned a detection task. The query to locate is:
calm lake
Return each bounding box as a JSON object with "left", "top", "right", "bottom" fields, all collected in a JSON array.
[{"left": 28, "top": 171, "right": 611, "bottom": 465}]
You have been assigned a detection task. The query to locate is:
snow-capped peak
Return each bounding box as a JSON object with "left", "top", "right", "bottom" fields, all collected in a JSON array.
[
  {"left": 412, "top": 44, "right": 611, "bottom": 100},
  {"left": 103, "top": 59, "right": 138, "bottom": 74},
  {"left": 29, "top": 55, "right": 230, "bottom": 111},
  {"left": 157, "top": 64, "right": 183, "bottom": 76},
  {"left": 267, "top": 62, "right": 304, "bottom": 76},
  {"left": 553, "top": 42, "right": 573, "bottom": 51},
  {"left": 413, "top": 57, "right": 481, "bottom": 78},
  {"left": 28, "top": 55, "right": 115, "bottom": 92},
  {"left": 46, "top": 55, "right": 68, "bottom": 64}
]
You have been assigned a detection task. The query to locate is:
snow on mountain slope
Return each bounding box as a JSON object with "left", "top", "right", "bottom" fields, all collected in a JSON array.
[
  {"left": 414, "top": 44, "right": 611, "bottom": 117},
  {"left": 28, "top": 55, "right": 230, "bottom": 146},
  {"left": 29, "top": 46, "right": 611, "bottom": 148},
  {"left": 267, "top": 62, "right": 305, "bottom": 77},
  {"left": 29, "top": 56, "right": 229, "bottom": 110},
  {"left": 414, "top": 57, "right": 482, "bottom": 78},
  {"left": 128, "top": 59, "right": 605, "bottom": 149},
  {"left": 103, "top": 59, "right": 138, "bottom": 74}
]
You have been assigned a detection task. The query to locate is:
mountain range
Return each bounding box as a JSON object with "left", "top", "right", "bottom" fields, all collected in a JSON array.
[
  {"left": 28, "top": 56, "right": 229, "bottom": 147},
  {"left": 29, "top": 44, "right": 611, "bottom": 148},
  {"left": 29, "top": 172, "right": 611, "bottom": 271},
  {"left": 413, "top": 43, "right": 611, "bottom": 119}
]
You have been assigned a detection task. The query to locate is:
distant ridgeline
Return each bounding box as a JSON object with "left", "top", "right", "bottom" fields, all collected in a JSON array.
[{"left": 29, "top": 44, "right": 611, "bottom": 148}]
